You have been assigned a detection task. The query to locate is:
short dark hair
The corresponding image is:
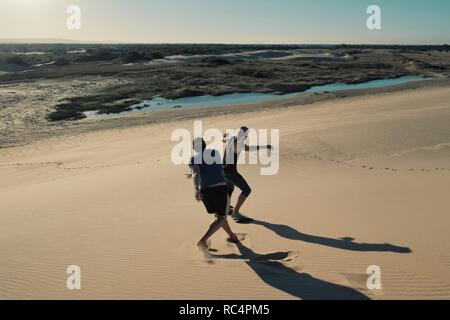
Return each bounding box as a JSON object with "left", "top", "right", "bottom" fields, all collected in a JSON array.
[{"left": 240, "top": 126, "right": 249, "bottom": 133}]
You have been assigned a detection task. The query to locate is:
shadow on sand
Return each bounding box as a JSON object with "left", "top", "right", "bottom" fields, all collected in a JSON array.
[
  {"left": 211, "top": 243, "right": 370, "bottom": 300},
  {"left": 251, "top": 220, "right": 412, "bottom": 253}
]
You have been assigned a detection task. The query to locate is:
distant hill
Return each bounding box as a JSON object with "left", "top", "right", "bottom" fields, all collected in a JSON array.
[{"left": 0, "top": 38, "right": 120, "bottom": 44}]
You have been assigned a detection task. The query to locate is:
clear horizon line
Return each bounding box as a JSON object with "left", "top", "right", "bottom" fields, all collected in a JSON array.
[{"left": 0, "top": 38, "right": 449, "bottom": 46}]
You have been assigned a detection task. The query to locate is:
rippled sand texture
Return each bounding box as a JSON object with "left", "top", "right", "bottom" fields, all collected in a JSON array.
[{"left": 0, "top": 86, "right": 449, "bottom": 299}]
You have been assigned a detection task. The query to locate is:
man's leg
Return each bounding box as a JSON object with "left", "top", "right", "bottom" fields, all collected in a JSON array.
[
  {"left": 234, "top": 194, "right": 248, "bottom": 215},
  {"left": 221, "top": 217, "right": 239, "bottom": 242},
  {"left": 198, "top": 215, "right": 226, "bottom": 252},
  {"left": 219, "top": 195, "right": 239, "bottom": 241},
  {"left": 230, "top": 173, "right": 252, "bottom": 221},
  {"left": 226, "top": 179, "right": 235, "bottom": 215}
]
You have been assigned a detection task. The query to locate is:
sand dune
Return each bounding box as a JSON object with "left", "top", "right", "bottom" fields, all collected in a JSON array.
[{"left": 0, "top": 86, "right": 449, "bottom": 299}]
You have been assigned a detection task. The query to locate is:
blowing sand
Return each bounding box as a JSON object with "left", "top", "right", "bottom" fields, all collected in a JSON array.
[{"left": 0, "top": 86, "right": 449, "bottom": 299}]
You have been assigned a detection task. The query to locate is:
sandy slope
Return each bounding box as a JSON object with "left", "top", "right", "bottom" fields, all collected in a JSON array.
[{"left": 0, "top": 86, "right": 449, "bottom": 300}]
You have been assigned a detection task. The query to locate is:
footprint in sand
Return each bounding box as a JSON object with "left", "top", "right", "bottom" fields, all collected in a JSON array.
[
  {"left": 231, "top": 233, "right": 248, "bottom": 242},
  {"left": 192, "top": 234, "right": 249, "bottom": 263},
  {"left": 341, "top": 272, "right": 384, "bottom": 296}
]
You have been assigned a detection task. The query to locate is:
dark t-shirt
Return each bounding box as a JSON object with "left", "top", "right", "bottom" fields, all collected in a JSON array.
[
  {"left": 223, "top": 137, "right": 241, "bottom": 174},
  {"left": 189, "top": 149, "right": 226, "bottom": 189}
]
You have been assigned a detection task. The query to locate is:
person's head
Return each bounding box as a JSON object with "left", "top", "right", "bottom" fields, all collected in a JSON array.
[
  {"left": 193, "top": 137, "right": 206, "bottom": 153},
  {"left": 238, "top": 126, "right": 249, "bottom": 140}
]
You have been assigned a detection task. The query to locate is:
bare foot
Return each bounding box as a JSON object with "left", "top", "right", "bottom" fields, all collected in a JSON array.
[
  {"left": 197, "top": 241, "right": 212, "bottom": 258},
  {"left": 227, "top": 234, "right": 240, "bottom": 244},
  {"left": 227, "top": 233, "right": 247, "bottom": 244}
]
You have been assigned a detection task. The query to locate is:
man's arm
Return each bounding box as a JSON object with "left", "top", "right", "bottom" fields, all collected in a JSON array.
[{"left": 190, "top": 163, "right": 203, "bottom": 201}]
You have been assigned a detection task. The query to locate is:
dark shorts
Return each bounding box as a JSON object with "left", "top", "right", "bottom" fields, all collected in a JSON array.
[
  {"left": 201, "top": 185, "right": 229, "bottom": 216},
  {"left": 225, "top": 172, "right": 252, "bottom": 197}
]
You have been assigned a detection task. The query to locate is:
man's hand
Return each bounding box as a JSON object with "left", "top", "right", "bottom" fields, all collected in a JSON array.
[{"left": 195, "top": 191, "right": 204, "bottom": 202}]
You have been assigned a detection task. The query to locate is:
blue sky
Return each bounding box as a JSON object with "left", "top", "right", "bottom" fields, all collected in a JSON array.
[{"left": 0, "top": 0, "right": 449, "bottom": 44}]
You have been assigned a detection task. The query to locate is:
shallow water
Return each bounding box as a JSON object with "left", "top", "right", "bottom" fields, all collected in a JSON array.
[
  {"left": 67, "top": 50, "right": 87, "bottom": 54},
  {"left": 12, "top": 52, "right": 46, "bottom": 55},
  {"left": 305, "top": 76, "right": 428, "bottom": 93},
  {"left": 135, "top": 92, "right": 298, "bottom": 111},
  {"left": 85, "top": 76, "right": 428, "bottom": 119}
]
